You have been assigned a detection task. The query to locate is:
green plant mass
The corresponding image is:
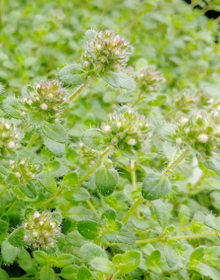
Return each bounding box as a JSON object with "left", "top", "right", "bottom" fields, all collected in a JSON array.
[{"left": 1, "top": 0, "right": 220, "bottom": 279}]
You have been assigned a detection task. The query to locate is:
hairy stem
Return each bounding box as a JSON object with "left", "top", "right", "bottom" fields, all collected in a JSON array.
[
  {"left": 130, "top": 160, "right": 137, "bottom": 190},
  {"left": 76, "top": 146, "right": 113, "bottom": 187},
  {"left": 86, "top": 200, "right": 99, "bottom": 217},
  {"left": 165, "top": 149, "right": 190, "bottom": 172},
  {"left": 27, "top": 132, "right": 38, "bottom": 149},
  {"left": 136, "top": 232, "right": 219, "bottom": 244},
  {"left": 106, "top": 232, "right": 219, "bottom": 247},
  {"left": 122, "top": 197, "right": 145, "bottom": 224},
  {"left": 69, "top": 80, "right": 90, "bottom": 101},
  {"left": 0, "top": 184, "right": 10, "bottom": 200}
]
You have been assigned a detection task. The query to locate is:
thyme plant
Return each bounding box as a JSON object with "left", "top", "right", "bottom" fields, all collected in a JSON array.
[{"left": 0, "top": 28, "right": 220, "bottom": 280}]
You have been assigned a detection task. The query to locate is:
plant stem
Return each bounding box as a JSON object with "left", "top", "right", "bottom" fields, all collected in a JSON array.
[
  {"left": 130, "top": 160, "right": 137, "bottom": 190},
  {"left": 122, "top": 197, "right": 145, "bottom": 224},
  {"left": 35, "top": 187, "right": 64, "bottom": 207},
  {"left": 106, "top": 232, "right": 219, "bottom": 247},
  {"left": 76, "top": 146, "right": 112, "bottom": 187},
  {"left": 0, "top": 184, "right": 10, "bottom": 199},
  {"left": 86, "top": 200, "right": 99, "bottom": 217},
  {"left": 165, "top": 149, "right": 190, "bottom": 172},
  {"left": 136, "top": 232, "right": 219, "bottom": 244},
  {"left": 69, "top": 80, "right": 90, "bottom": 101},
  {"left": 27, "top": 132, "right": 38, "bottom": 149}
]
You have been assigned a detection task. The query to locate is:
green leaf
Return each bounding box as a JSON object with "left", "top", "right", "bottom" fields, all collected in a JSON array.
[
  {"left": 80, "top": 243, "right": 107, "bottom": 264},
  {"left": 67, "top": 206, "right": 95, "bottom": 221},
  {"left": 82, "top": 128, "right": 107, "bottom": 150},
  {"left": 100, "top": 71, "right": 135, "bottom": 90},
  {"left": 84, "top": 29, "right": 97, "bottom": 42},
  {"left": 77, "top": 220, "right": 99, "bottom": 240},
  {"left": 104, "top": 228, "right": 136, "bottom": 245},
  {"left": 44, "top": 136, "right": 65, "bottom": 156},
  {"left": 44, "top": 161, "right": 60, "bottom": 172},
  {"left": 148, "top": 250, "right": 161, "bottom": 266},
  {"left": 59, "top": 63, "right": 87, "bottom": 86},
  {"left": 1, "top": 240, "right": 19, "bottom": 263},
  {"left": 113, "top": 250, "right": 141, "bottom": 274},
  {"left": 190, "top": 247, "right": 205, "bottom": 264},
  {"left": 49, "top": 254, "right": 75, "bottom": 268},
  {"left": 142, "top": 173, "right": 171, "bottom": 200},
  {"left": 101, "top": 209, "right": 117, "bottom": 221},
  {"left": 0, "top": 219, "right": 8, "bottom": 238},
  {"left": 205, "top": 214, "right": 220, "bottom": 232},
  {"left": 7, "top": 173, "right": 19, "bottom": 185},
  {"left": 91, "top": 257, "right": 114, "bottom": 274},
  {"left": 33, "top": 251, "right": 48, "bottom": 266},
  {"left": 77, "top": 267, "right": 92, "bottom": 280},
  {"left": 152, "top": 200, "right": 169, "bottom": 229},
  {"left": 38, "top": 174, "right": 57, "bottom": 193},
  {"left": 178, "top": 204, "right": 190, "bottom": 226},
  {"left": 0, "top": 269, "right": 9, "bottom": 280},
  {"left": 42, "top": 122, "right": 68, "bottom": 144},
  {"left": 164, "top": 245, "right": 179, "bottom": 268},
  {"left": 148, "top": 95, "right": 167, "bottom": 106},
  {"left": 63, "top": 171, "right": 79, "bottom": 187},
  {"left": 64, "top": 188, "right": 90, "bottom": 202},
  {"left": 1, "top": 97, "right": 26, "bottom": 119},
  {"left": 95, "top": 167, "right": 118, "bottom": 196},
  {"left": 40, "top": 266, "right": 55, "bottom": 280},
  {"left": 8, "top": 228, "right": 27, "bottom": 247},
  {"left": 19, "top": 181, "right": 37, "bottom": 199},
  {"left": 61, "top": 265, "right": 78, "bottom": 280}
]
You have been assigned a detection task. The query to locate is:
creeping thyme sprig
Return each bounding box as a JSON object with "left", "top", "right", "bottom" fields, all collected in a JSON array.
[
  {"left": 9, "top": 159, "right": 40, "bottom": 185},
  {"left": 0, "top": 119, "right": 20, "bottom": 154},
  {"left": 135, "top": 67, "right": 165, "bottom": 93},
  {"left": 23, "top": 80, "right": 68, "bottom": 123},
  {"left": 174, "top": 112, "right": 220, "bottom": 155},
  {"left": 23, "top": 211, "right": 61, "bottom": 248},
  {"left": 82, "top": 30, "right": 133, "bottom": 73},
  {"left": 101, "top": 107, "right": 149, "bottom": 154}
]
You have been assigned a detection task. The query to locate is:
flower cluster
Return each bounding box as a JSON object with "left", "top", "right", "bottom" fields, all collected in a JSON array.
[
  {"left": 78, "top": 142, "right": 100, "bottom": 166},
  {"left": 0, "top": 119, "right": 19, "bottom": 155},
  {"left": 23, "top": 211, "right": 61, "bottom": 248},
  {"left": 9, "top": 159, "right": 40, "bottom": 185},
  {"left": 174, "top": 91, "right": 215, "bottom": 114},
  {"left": 82, "top": 30, "right": 132, "bottom": 72},
  {"left": 135, "top": 67, "right": 165, "bottom": 93},
  {"left": 23, "top": 80, "right": 68, "bottom": 123},
  {"left": 174, "top": 113, "right": 220, "bottom": 156},
  {"left": 101, "top": 108, "right": 149, "bottom": 154}
]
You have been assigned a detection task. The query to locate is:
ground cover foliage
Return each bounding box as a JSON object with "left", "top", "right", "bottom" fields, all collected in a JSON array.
[{"left": 1, "top": 0, "right": 220, "bottom": 279}]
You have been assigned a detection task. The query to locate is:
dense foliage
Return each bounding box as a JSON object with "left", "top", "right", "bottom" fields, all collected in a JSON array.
[{"left": 1, "top": 1, "right": 220, "bottom": 280}]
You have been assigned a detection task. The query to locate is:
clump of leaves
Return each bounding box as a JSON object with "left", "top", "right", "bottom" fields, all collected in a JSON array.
[{"left": 1, "top": 25, "right": 220, "bottom": 280}]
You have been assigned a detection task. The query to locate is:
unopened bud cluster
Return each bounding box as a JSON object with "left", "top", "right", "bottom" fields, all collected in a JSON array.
[
  {"left": 101, "top": 108, "right": 148, "bottom": 153},
  {"left": 82, "top": 30, "right": 132, "bottom": 72},
  {"left": 174, "top": 91, "right": 215, "bottom": 114},
  {"left": 9, "top": 159, "right": 40, "bottom": 185},
  {"left": 78, "top": 142, "right": 100, "bottom": 166},
  {"left": 175, "top": 113, "right": 219, "bottom": 155},
  {"left": 23, "top": 211, "right": 61, "bottom": 248},
  {"left": 135, "top": 67, "right": 165, "bottom": 92},
  {"left": 23, "top": 80, "right": 68, "bottom": 123},
  {"left": 0, "top": 119, "right": 19, "bottom": 154}
]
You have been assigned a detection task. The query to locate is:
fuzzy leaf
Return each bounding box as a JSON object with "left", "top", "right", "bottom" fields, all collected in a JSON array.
[
  {"left": 42, "top": 122, "right": 68, "bottom": 144},
  {"left": 94, "top": 167, "right": 118, "bottom": 196},
  {"left": 142, "top": 173, "right": 171, "bottom": 200},
  {"left": 40, "top": 266, "right": 55, "bottom": 280},
  {"left": 77, "top": 220, "right": 99, "bottom": 240},
  {"left": 82, "top": 128, "right": 107, "bottom": 150},
  {"left": 100, "top": 71, "right": 135, "bottom": 90},
  {"left": 59, "top": 63, "right": 87, "bottom": 86}
]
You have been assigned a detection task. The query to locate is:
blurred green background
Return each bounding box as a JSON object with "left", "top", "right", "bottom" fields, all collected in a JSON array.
[{"left": 0, "top": 0, "right": 220, "bottom": 94}]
